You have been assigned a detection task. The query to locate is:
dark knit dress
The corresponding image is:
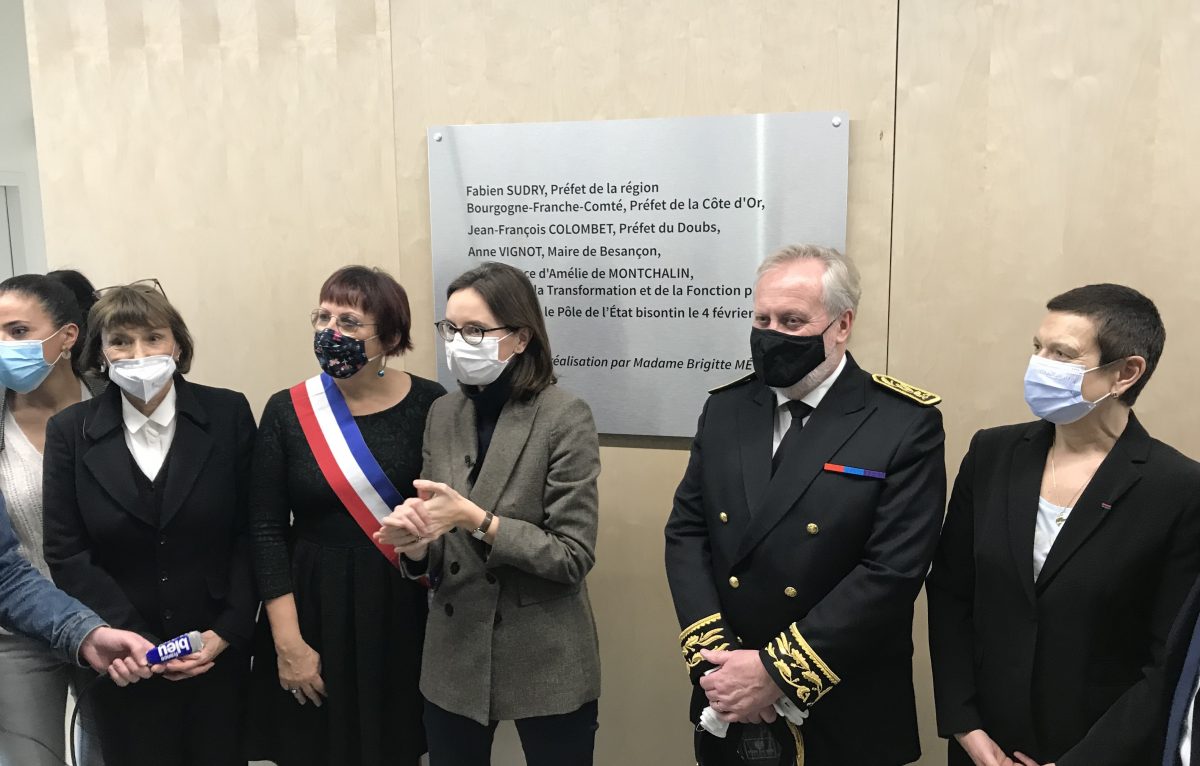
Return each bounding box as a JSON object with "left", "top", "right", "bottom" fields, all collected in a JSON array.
[{"left": 246, "top": 375, "right": 444, "bottom": 766}]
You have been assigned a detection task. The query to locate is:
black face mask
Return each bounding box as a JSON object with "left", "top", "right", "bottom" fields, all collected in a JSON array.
[
  {"left": 749, "top": 320, "right": 835, "bottom": 388},
  {"left": 314, "top": 328, "right": 370, "bottom": 379}
]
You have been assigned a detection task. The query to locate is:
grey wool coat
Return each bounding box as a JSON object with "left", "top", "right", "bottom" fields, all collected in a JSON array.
[{"left": 403, "top": 384, "right": 601, "bottom": 724}]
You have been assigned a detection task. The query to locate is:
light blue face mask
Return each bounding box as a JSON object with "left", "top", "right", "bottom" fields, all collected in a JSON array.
[
  {"left": 1023, "top": 354, "right": 1116, "bottom": 425},
  {"left": 0, "top": 326, "right": 65, "bottom": 394}
]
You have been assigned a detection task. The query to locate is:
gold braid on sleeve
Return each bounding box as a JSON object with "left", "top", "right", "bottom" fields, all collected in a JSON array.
[
  {"left": 679, "top": 613, "right": 733, "bottom": 670},
  {"left": 763, "top": 623, "right": 840, "bottom": 710}
]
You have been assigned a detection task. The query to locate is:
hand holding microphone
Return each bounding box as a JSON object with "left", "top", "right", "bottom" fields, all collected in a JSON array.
[
  {"left": 149, "top": 629, "right": 228, "bottom": 681},
  {"left": 79, "top": 626, "right": 157, "bottom": 687}
]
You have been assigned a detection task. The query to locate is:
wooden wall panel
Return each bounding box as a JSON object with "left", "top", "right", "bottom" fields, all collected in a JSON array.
[
  {"left": 892, "top": 0, "right": 1200, "bottom": 463},
  {"left": 25, "top": 0, "right": 401, "bottom": 413}
]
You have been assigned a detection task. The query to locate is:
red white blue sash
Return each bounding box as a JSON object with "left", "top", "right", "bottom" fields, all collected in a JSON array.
[{"left": 290, "top": 374, "right": 405, "bottom": 567}]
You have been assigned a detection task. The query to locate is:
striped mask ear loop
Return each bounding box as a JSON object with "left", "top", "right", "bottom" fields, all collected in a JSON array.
[{"left": 785, "top": 720, "right": 804, "bottom": 766}]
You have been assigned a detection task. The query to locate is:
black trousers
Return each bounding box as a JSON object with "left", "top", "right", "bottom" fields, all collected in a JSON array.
[
  {"left": 424, "top": 698, "right": 598, "bottom": 766},
  {"left": 86, "top": 649, "right": 248, "bottom": 766}
]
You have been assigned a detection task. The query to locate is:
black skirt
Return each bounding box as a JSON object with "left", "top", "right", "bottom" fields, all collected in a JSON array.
[{"left": 246, "top": 537, "right": 428, "bottom": 766}]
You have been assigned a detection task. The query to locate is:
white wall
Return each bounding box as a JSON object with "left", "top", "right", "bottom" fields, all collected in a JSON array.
[{"left": 0, "top": 0, "right": 45, "bottom": 274}]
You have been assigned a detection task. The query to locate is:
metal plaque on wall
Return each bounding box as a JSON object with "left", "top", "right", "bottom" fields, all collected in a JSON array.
[{"left": 427, "top": 112, "right": 848, "bottom": 437}]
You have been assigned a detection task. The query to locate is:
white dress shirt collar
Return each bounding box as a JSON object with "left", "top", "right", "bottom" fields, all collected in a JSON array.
[
  {"left": 769, "top": 354, "right": 848, "bottom": 456},
  {"left": 772, "top": 353, "right": 848, "bottom": 412},
  {"left": 121, "top": 384, "right": 178, "bottom": 480},
  {"left": 120, "top": 384, "right": 177, "bottom": 434}
]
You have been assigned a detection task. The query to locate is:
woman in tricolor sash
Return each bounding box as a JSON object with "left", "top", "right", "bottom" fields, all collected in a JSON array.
[
  {"left": 248, "top": 266, "right": 444, "bottom": 766},
  {"left": 378, "top": 261, "right": 602, "bottom": 766}
]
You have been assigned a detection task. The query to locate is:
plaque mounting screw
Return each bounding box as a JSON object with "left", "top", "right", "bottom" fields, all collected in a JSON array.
[
  {"left": 434, "top": 133, "right": 443, "bottom": 142},
  {"left": 831, "top": 116, "right": 843, "bottom": 128}
]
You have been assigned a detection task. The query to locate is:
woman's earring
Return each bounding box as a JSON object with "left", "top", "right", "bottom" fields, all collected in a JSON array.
[{"left": 377, "top": 356, "right": 388, "bottom": 378}]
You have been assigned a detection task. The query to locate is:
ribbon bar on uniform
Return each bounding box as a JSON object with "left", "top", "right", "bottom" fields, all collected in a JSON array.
[{"left": 823, "top": 463, "right": 887, "bottom": 480}]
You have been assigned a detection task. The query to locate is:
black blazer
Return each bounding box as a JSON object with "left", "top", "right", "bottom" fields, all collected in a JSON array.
[
  {"left": 42, "top": 376, "right": 258, "bottom": 650},
  {"left": 1158, "top": 568, "right": 1200, "bottom": 763},
  {"left": 927, "top": 414, "right": 1200, "bottom": 766},
  {"left": 665, "top": 354, "right": 947, "bottom": 766}
]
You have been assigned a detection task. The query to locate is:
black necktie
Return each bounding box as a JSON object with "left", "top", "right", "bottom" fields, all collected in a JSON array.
[{"left": 772, "top": 400, "right": 813, "bottom": 476}]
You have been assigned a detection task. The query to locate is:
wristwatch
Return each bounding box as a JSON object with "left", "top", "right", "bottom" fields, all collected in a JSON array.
[{"left": 471, "top": 509, "right": 495, "bottom": 541}]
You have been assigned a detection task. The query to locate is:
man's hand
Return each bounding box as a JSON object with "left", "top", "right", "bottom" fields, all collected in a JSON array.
[
  {"left": 698, "top": 648, "right": 783, "bottom": 723},
  {"left": 744, "top": 705, "right": 779, "bottom": 724},
  {"left": 162, "top": 630, "right": 228, "bottom": 681},
  {"left": 954, "top": 730, "right": 1015, "bottom": 766},
  {"left": 79, "top": 627, "right": 156, "bottom": 687}
]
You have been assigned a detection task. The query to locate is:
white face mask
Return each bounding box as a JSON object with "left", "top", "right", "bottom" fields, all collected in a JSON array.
[
  {"left": 106, "top": 353, "right": 177, "bottom": 402},
  {"left": 445, "top": 333, "right": 514, "bottom": 386},
  {"left": 1023, "top": 354, "right": 1115, "bottom": 425}
]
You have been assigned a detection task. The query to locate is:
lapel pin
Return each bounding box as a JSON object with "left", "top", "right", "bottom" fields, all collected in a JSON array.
[
  {"left": 824, "top": 463, "right": 887, "bottom": 480},
  {"left": 1100, "top": 502, "right": 1112, "bottom": 510}
]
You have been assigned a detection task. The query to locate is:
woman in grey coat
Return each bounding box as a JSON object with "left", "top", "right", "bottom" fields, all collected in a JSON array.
[{"left": 377, "top": 261, "right": 601, "bottom": 766}]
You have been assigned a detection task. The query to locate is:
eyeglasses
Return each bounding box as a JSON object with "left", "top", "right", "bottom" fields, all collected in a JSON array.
[
  {"left": 92, "top": 278, "right": 167, "bottom": 299},
  {"left": 434, "top": 320, "right": 512, "bottom": 346},
  {"left": 311, "top": 309, "right": 377, "bottom": 336}
]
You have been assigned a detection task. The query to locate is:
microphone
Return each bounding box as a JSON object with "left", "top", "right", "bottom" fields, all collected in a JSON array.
[
  {"left": 146, "top": 631, "right": 205, "bottom": 664},
  {"left": 464, "top": 455, "right": 475, "bottom": 468}
]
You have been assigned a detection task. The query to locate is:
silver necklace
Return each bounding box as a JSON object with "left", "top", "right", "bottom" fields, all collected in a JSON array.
[{"left": 1049, "top": 445, "right": 1100, "bottom": 525}]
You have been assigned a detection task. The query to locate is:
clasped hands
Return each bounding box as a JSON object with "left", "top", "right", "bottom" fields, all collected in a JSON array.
[
  {"left": 697, "top": 648, "right": 786, "bottom": 724},
  {"left": 374, "top": 480, "right": 484, "bottom": 558}
]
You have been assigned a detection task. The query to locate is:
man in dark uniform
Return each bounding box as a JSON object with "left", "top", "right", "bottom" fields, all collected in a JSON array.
[{"left": 665, "top": 244, "right": 946, "bottom": 766}]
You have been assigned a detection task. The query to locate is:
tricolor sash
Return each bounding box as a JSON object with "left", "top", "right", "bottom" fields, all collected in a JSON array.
[{"left": 290, "top": 374, "right": 404, "bottom": 567}]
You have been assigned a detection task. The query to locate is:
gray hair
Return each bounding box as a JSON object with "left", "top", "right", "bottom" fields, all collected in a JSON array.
[{"left": 756, "top": 244, "right": 861, "bottom": 318}]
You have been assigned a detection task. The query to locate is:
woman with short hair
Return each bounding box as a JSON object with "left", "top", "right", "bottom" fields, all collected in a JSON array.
[
  {"left": 927, "top": 283, "right": 1200, "bottom": 766},
  {"left": 379, "top": 261, "right": 602, "bottom": 765},
  {"left": 248, "top": 265, "right": 443, "bottom": 766},
  {"left": 43, "top": 280, "right": 258, "bottom": 765}
]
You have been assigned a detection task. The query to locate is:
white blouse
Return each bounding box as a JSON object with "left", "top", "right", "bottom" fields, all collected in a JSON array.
[
  {"left": 1033, "top": 496, "right": 1073, "bottom": 580},
  {"left": 0, "top": 381, "right": 93, "bottom": 583}
]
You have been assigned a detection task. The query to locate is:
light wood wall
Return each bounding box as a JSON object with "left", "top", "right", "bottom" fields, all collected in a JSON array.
[
  {"left": 24, "top": 0, "right": 402, "bottom": 406},
  {"left": 23, "top": 1, "right": 1200, "bottom": 764}
]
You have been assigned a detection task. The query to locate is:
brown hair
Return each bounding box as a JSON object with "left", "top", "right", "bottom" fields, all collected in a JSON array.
[
  {"left": 320, "top": 266, "right": 413, "bottom": 355},
  {"left": 80, "top": 285, "right": 194, "bottom": 374},
  {"left": 447, "top": 262, "right": 556, "bottom": 400}
]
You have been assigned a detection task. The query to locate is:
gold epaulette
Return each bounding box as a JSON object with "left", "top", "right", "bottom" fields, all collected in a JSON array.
[
  {"left": 679, "top": 613, "right": 733, "bottom": 670},
  {"left": 708, "top": 373, "right": 756, "bottom": 395},
  {"left": 871, "top": 373, "right": 942, "bottom": 406}
]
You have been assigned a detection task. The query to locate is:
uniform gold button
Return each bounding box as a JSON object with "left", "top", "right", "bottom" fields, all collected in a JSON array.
[
  {"left": 784, "top": 586, "right": 798, "bottom": 598},
  {"left": 807, "top": 523, "right": 820, "bottom": 535},
  {"left": 719, "top": 512, "right": 729, "bottom": 523},
  {"left": 728, "top": 576, "right": 740, "bottom": 589}
]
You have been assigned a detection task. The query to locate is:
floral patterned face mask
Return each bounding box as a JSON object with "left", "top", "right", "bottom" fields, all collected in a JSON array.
[{"left": 313, "top": 328, "right": 379, "bottom": 379}]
